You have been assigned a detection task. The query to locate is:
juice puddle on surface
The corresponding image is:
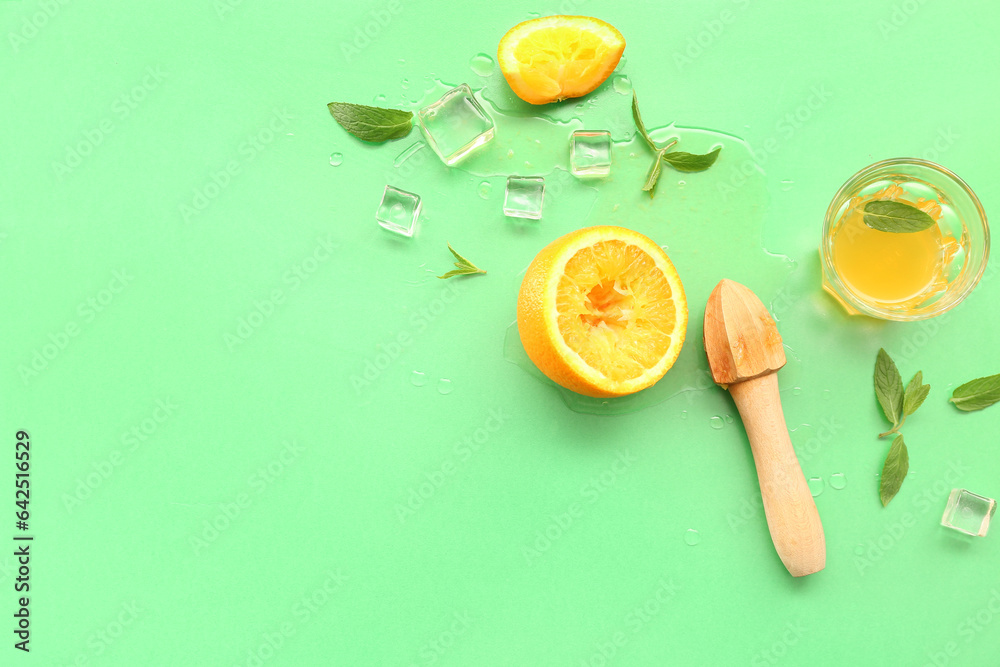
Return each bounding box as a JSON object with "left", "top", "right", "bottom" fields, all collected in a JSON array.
[
  {"left": 396, "top": 77, "right": 792, "bottom": 415},
  {"left": 826, "top": 181, "right": 963, "bottom": 312}
]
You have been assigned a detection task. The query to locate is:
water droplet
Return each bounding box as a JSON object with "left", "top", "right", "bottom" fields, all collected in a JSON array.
[
  {"left": 469, "top": 53, "right": 496, "bottom": 77},
  {"left": 677, "top": 180, "right": 686, "bottom": 187},
  {"left": 830, "top": 473, "right": 847, "bottom": 490},
  {"left": 616, "top": 55, "right": 627, "bottom": 70},
  {"left": 808, "top": 477, "right": 824, "bottom": 497},
  {"left": 723, "top": 415, "right": 733, "bottom": 424},
  {"left": 411, "top": 371, "right": 426, "bottom": 387},
  {"left": 437, "top": 378, "right": 453, "bottom": 395},
  {"left": 373, "top": 94, "right": 387, "bottom": 104},
  {"left": 792, "top": 386, "right": 803, "bottom": 395},
  {"left": 684, "top": 529, "right": 701, "bottom": 546},
  {"left": 527, "top": 11, "right": 540, "bottom": 17},
  {"left": 401, "top": 78, "right": 409, "bottom": 89},
  {"left": 710, "top": 416, "right": 724, "bottom": 430},
  {"left": 329, "top": 152, "right": 343, "bottom": 167},
  {"left": 780, "top": 179, "right": 794, "bottom": 191},
  {"left": 574, "top": 103, "right": 584, "bottom": 115},
  {"left": 612, "top": 75, "right": 632, "bottom": 95},
  {"left": 854, "top": 544, "right": 865, "bottom": 555},
  {"left": 822, "top": 389, "right": 832, "bottom": 400},
  {"left": 680, "top": 410, "right": 688, "bottom": 420},
  {"left": 393, "top": 141, "right": 426, "bottom": 167},
  {"left": 477, "top": 181, "right": 492, "bottom": 199}
]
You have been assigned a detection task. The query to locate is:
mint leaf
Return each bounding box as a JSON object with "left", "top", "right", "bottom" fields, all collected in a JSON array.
[
  {"left": 862, "top": 200, "right": 936, "bottom": 234},
  {"left": 631, "top": 92, "right": 656, "bottom": 151},
  {"left": 437, "top": 243, "right": 486, "bottom": 280},
  {"left": 879, "top": 435, "right": 909, "bottom": 507},
  {"left": 950, "top": 373, "right": 1000, "bottom": 412},
  {"left": 641, "top": 147, "right": 666, "bottom": 196},
  {"left": 874, "top": 348, "right": 904, "bottom": 434},
  {"left": 661, "top": 146, "right": 722, "bottom": 173},
  {"left": 327, "top": 102, "right": 413, "bottom": 143},
  {"left": 902, "top": 371, "right": 930, "bottom": 417}
]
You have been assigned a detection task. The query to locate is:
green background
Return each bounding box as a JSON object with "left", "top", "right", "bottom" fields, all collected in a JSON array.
[{"left": 4, "top": 0, "right": 999, "bottom": 665}]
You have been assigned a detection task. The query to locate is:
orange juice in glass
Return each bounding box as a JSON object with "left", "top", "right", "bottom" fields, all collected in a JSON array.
[{"left": 821, "top": 159, "right": 989, "bottom": 321}]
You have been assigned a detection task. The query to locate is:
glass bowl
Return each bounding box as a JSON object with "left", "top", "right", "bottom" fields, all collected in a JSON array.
[{"left": 821, "top": 158, "right": 989, "bottom": 321}]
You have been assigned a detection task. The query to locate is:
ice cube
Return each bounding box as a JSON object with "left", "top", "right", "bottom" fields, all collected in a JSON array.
[
  {"left": 504, "top": 176, "right": 545, "bottom": 220},
  {"left": 570, "top": 130, "right": 612, "bottom": 177},
  {"left": 376, "top": 185, "right": 421, "bottom": 237},
  {"left": 416, "top": 84, "right": 495, "bottom": 166},
  {"left": 941, "top": 488, "right": 996, "bottom": 537}
]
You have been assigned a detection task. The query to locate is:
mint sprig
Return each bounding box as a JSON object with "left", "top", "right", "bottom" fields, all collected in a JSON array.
[
  {"left": 438, "top": 244, "right": 486, "bottom": 280},
  {"left": 872, "top": 349, "right": 929, "bottom": 505},
  {"left": 632, "top": 91, "right": 721, "bottom": 198}
]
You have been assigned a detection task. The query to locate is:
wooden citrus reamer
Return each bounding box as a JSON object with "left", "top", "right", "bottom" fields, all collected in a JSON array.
[{"left": 703, "top": 279, "right": 825, "bottom": 577}]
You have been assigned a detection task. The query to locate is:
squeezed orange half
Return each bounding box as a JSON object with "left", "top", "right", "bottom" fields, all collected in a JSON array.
[
  {"left": 498, "top": 16, "right": 625, "bottom": 105},
  {"left": 517, "top": 226, "right": 687, "bottom": 397}
]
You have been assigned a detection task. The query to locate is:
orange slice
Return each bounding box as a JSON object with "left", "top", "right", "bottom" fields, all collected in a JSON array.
[
  {"left": 498, "top": 15, "right": 625, "bottom": 105},
  {"left": 517, "top": 226, "right": 687, "bottom": 397}
]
